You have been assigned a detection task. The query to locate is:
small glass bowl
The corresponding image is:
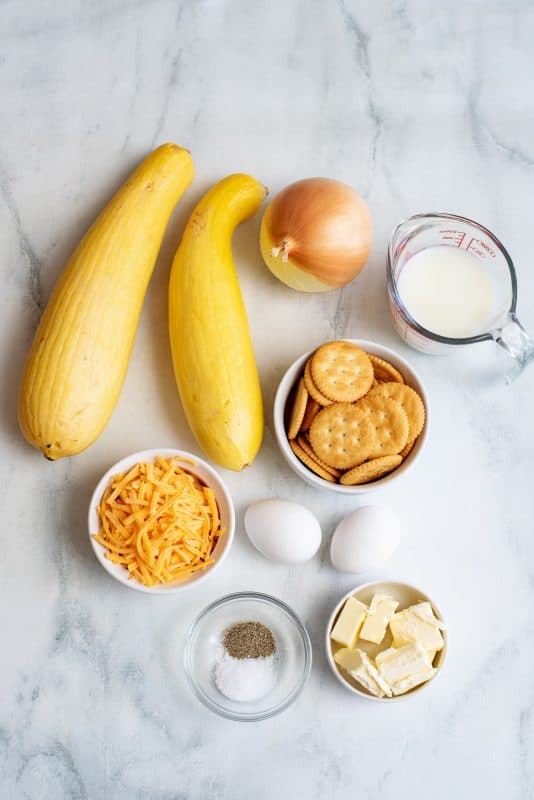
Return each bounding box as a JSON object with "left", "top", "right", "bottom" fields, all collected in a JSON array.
[{"left": 184, "top": 592, "right": 312, "bottom": 721}]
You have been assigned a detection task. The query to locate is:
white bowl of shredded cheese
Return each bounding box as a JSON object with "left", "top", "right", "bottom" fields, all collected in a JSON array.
[{"left": 88, "top": 448, "right": 235, "bottom": 593}]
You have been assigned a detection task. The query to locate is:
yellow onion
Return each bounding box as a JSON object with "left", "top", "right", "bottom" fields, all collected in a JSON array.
[{"left": 260, "top": 177, "right": 372, "bottom": 292}]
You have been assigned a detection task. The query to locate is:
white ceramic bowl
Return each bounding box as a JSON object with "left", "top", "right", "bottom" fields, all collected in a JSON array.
[
  {"left": 273, "top": 339, "right": 429, "bottom": 494},
  {"left": 325, "top": 580, "right": 447, "bottom": 701},
  {"left": 88, "top": 448, "right": 235, "bottom": 594}
]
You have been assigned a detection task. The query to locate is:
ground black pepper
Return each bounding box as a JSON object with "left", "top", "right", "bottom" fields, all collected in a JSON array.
[{"left": 223, "top": 621, "right": 276, "bottom": 659}]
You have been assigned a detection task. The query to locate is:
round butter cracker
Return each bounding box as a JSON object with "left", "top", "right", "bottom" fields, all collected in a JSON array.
[
  {"left": 358, "top": 395, "right": 409, "bottom": 458},
  {"left": 296, "top": 434, "right": 341, "bottom": 477},
  {"left": 290, "top": 439, "right": 336, "bottom": 482},
  {"left": 399, "top": 436, "right": 416, "bottom": 459},
  {"left": 367, "top": 382, "right": 425, "bottom": 442},
  {"left": 340, "top": 454, "right": 403, "bottom": 486},
  {"left": 287, "top": 378, "right": 309, "bottom": 439},
  {"left": 310, "top": 341, "right": 373, "bottom": 403},
  {"left": 304, "top": 359, "right": 334, "bottom": 406},
  {"left": 309, "top": 402, "right": 376, "bottom": 470},
  {"left": 369, "top": 354, "right": 405, "bottom": 384},
  {"left": 300, "top": 397, "right": 321, "bottom": 432}
]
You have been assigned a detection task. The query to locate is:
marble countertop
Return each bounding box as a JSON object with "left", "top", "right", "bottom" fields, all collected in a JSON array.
[{"left": 2, "top": 1, "right": 534, "bottom": 798}]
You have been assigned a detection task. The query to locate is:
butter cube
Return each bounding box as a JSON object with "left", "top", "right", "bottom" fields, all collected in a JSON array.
[
  {"left": 359, "top": 594, "right": 399, "bottom": 644},
  {"left": 330, "top": 597, "right": 368, "bottom": 648},
  {"left": 376, "top": 642, "right": 435, "bottom": 695},
  {"left": 335, "top": 648, "right": 392, "bottom": 698},
  {"left": 389, "top": 601, "right": 445, "bottom": 651}
]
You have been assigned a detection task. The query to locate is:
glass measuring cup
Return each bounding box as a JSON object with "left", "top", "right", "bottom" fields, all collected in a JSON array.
[{"left": 387, "top": 213, "right": 534, "bottom": 378}]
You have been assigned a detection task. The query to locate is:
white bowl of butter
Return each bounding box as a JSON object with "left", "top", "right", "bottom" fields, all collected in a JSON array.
[{"left": 326, "top": 581, "right": 447, "bottom": 701}]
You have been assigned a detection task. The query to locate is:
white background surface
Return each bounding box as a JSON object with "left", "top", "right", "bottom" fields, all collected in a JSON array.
[{"left": 1, "top": 2, "right": 534, "bottom": 798}]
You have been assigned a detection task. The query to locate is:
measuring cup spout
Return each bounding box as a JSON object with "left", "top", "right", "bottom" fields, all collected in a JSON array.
[{"left": 491, "top": 312, "right": 534, "bottom": 381}]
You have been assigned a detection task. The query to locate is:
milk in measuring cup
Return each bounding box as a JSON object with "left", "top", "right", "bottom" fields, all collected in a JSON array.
[{"left": 396, "top": 246, "right": 493, "bottom": 338}]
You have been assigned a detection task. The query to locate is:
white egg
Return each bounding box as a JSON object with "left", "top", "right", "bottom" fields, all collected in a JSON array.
[
  {"left": 330, "top": 506, "right": 401, "bottom": 573},
  {"left": 244, "top": 499, "right": 322, "bottom": 564}
]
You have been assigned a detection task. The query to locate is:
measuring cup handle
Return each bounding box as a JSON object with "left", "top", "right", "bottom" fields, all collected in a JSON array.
[{"left": 492, "top": 312, "right": 534, "bottom": 380}]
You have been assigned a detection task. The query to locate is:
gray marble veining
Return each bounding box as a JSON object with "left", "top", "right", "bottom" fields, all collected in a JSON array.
[{"left": 1, "top": 1, "right": 534, "bottom": 798}]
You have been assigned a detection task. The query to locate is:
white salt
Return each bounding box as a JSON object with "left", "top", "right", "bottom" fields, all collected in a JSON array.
[{"left": 214, "top": 650, "right": 276, "bottom": 703}]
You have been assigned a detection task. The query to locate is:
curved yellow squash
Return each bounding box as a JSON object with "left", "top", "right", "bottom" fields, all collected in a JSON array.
[
  {"left": 169, "top": 174, "right": 266, "bottom": 471},
  {"left": 19, "top": 144, "right": 194, "bottom": 459}
]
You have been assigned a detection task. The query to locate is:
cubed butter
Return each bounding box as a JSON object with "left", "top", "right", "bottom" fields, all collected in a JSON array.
[
  {"left": 376, "top": 642, "right": 435, "bottom": 695},
  {"left": 334, "top": 648, "right": 392, "bottom": 698},
  {"left": 359, "top": 593, "right": 399, "bottom": 644},
  {"left": 389, "top": 601, "right": 445, "bottom": 651},
  {"left": 330, "top": 596, "right": 368, "bottom": 648}
]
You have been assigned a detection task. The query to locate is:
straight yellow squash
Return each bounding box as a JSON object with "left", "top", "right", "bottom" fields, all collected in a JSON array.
[
  {"left": 19, "top": 143, "right": 194, "bottom": 459},
  {"left": 168, "top": 174, "right": 266, "bottom": 471}
]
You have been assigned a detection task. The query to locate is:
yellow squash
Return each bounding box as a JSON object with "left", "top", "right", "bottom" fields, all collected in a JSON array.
[
  {"left": 168, "top": 174, "right": 266, "bottom": 471},
  {"left": 19, "top": 143, "right": 194, "bottom": 459}
]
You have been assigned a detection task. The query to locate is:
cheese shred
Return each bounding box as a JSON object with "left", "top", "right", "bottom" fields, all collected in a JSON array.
[{"left": 93, "top": 456, "right": 224, "bottom": 587}]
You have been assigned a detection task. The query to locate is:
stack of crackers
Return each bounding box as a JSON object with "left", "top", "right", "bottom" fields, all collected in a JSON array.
[{"left": 286, "top": 341, "right": 425, "bottom": 486}]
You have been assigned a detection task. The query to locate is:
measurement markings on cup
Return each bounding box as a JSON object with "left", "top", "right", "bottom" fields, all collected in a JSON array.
[
  {"left": 439, "top": 229, "right": 466, "bottom": 248},
  {"left": 439, "top": 229, "right": 496, "bottom": 259}
]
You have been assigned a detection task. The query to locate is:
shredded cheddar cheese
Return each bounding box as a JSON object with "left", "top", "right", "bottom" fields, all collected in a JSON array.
[{"left": 93, "top": 456, "right": 224, "bottom": 587}]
